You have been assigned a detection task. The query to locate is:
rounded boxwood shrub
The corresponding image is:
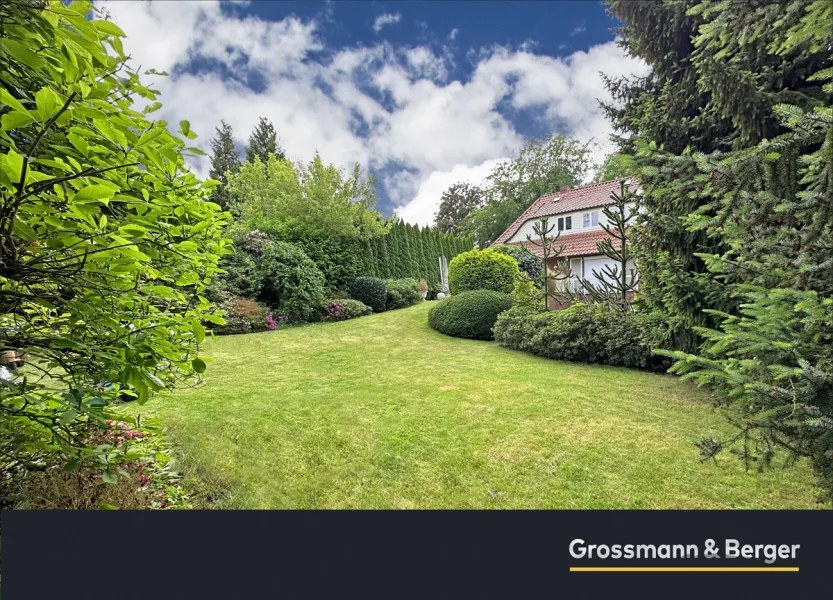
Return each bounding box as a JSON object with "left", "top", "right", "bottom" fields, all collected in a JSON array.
[
  {"left": 490, "top": 245, "right": 543, "bottom": 280},
  {"left": 448, "top": 249, "right": 519, "bottom": 295},
  {"left": 351, "top": 277, "right": 387, "bottom": 313},
  {"left": 428, "top": 290, "right": 513, "bottom": 340}
]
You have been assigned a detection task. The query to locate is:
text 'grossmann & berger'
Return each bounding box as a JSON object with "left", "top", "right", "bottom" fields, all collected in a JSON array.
[{"left": 569, "top": 539, "right": 801, "bottom": 565}]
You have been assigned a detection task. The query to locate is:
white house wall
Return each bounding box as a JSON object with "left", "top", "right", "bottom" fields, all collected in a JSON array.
[{"left": 505, "top": 202, "right": 636, "bottom": 244}]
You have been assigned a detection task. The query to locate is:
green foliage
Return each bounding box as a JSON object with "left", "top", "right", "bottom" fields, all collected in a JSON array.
[
  {"left": 227, "top": 153, "right": 385, "bottom": 242},
  {"left": 213, "top": 296, "right": 270, "bottom": 335},
  {"left": 604, "top": 0, "right": 830, "bottom": 352},
  {"left": 434, "top": 182, "right": 485, "bottom": 234},
  {"left": 350, "top": 276, "right": 387, "bottom": 313},
  {"left": 384, "top": 278, "right": 422, "bottom": 310},
  {"left": 0, "top": 0, "right": 229, "bottom": 480},
  {"left": 324, "top": 299, "right": 372, "bottom": 321},
  {"left": 428, "top": 290, "right": 513, "bottom": 340},
  {"left": 510, "top": 272, "right": 541, "bottom": 312},
  {"left": 245, "top": 116, "right": 284, "bottom": 163},
  {"left": 606, "top": 0, "right": 833, "bottom": 495},
  {"left": 448, "top": 249, "right": 519, "bottom": 295},
  {"left": 362, "top": 220, "right": 473, "bottom": 282},
  {"left": 462, "top": 135, "right": 595, "bottom": 246},
  {"left": 490, "top": 245, "right": 543, "bottom": 279},
  {"left": 494, "top": 304, "right": 670, "bottom": 371},
  {"left": 207, "top": 119, "right": 241, "bottom": 210},
  {"left": 664, "top": 288, "right": 833, "bottom": 494},
  {"left": 257, "top": 241, "right": 326, "bottom": 322}
]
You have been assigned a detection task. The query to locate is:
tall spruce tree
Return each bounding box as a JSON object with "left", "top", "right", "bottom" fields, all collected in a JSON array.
[
  {"left": 207, "top": 120, "right": 241, "bottom": 210},
  {"left": 603, "top": 0, "right": 830, "bottom": 352},
  {"left": 245, "top": 116, "right": 285, "bottom": 163},
  {"left": 606, "top": 0, "right": 833, "bottom": 496}
]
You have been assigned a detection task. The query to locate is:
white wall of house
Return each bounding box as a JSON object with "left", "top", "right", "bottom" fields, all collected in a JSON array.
[{"left": 505, "top": 202, "right": 635, "bottom": 244}]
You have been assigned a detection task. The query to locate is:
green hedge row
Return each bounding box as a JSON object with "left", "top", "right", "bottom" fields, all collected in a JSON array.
[
  {"left": 360, "top": 220, "right": 473, "bottom": 286},
  {"left": 493, "top": 304, "right": 671, "bottom": 371}
]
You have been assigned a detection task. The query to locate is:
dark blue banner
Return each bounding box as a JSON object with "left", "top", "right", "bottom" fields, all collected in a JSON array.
[{"left": 1, "top": 510, "right": 829, "bottom": 598}]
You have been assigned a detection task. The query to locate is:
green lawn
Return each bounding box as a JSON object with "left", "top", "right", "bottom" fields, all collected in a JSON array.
[{"left": 138, "top": 302, "right": 822, "bottom": 509}]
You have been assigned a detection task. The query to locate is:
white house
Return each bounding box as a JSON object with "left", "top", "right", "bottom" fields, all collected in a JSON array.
[{"left": 491, "top": 178, "right": 638, "bottom": 303}]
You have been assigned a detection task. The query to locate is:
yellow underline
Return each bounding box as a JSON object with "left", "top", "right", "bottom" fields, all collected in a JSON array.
[{"left": 570, "top": 567, "right": 799, "bottom": 572}]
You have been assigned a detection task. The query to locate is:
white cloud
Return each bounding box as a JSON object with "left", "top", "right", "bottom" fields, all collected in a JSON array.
[
  {"left": 395, "top": 159, "right": 504, "bottom": 226},
  {"left": 96, "top": 1, "right": 648, "bottom": 226},
  {"left": 570, "top": 24, "right": 586, "bottom": 37},
  {"left": 373, "top": 12, "right": 401, "bottom": 33},
  {"left": 449, "top": 28, "right": 459, "bottom": 41}
]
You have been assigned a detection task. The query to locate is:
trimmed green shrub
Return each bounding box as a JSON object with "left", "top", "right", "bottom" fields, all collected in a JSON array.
[
  {"left": 351, "top": 277, "right": 387, "bottom": 313},
  {"left": 324, "top": 299, "right": 372, "bottom": 321},
  {"left": 258, "top": 241, "right": 326, "bottom": 323},
  {"left": 384, "top": 278, "right": 422, "bottom": 310},
  {"left": 214, "top": 296, "right": 270, "bottom": 335},
  {"left": 448, "top": 249, "right": 519, "bottom": 295},
  {"left": 493, "top": 304, "right": 671, "bottom": 371},
  {"left": 491, "top": 245, "right": 543, "bottom": 279},
  {"left": 428, "top": 290, "right": 513, "bottom": 340}
]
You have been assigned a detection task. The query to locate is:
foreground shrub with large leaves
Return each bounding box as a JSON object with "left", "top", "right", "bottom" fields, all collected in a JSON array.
[
  {"left": 428, "top": 290, "right": 513, "bottom": 340},
  {"left": 0, "top": 1, "right": 229, "bottom": 484},
  {"left": 494, "top": 304, "right": 670, "bottom": 371}
]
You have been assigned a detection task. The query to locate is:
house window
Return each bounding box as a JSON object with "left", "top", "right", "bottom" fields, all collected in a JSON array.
[
  {"left": 583, "top": 211, "right": 599, "bottom": 228},
  {"left": 557, "top": 216, "right": 572, "bottom": 232}
]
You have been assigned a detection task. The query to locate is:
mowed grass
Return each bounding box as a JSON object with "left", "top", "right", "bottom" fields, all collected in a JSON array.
[{"left": 137, "top": 302, "right": 822, "bottom": 509}]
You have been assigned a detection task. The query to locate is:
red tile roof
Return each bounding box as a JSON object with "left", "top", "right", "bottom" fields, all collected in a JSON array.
[
  {"left": 491, "top": 178, "right": 636, "bottom": 246},
  {"left": 511, "top": 228, "right": 620, "bottom": 259}
]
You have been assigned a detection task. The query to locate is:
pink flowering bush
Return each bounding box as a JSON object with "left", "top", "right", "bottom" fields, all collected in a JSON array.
[{"left": 324, "top": 299, "right": 372, "bottom": 321}]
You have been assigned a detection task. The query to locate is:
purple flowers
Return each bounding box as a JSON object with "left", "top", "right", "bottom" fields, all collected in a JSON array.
[
  {"left": 328, "top": 302, "right": 344, "bottom": 318},
  {"left": 266, "top": 312, "right": 277, "bottom": 330}
]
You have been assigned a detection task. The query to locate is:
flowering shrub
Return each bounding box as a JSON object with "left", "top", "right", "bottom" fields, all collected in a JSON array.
[
  {"left": 213, "top": 296, "right": 270, "bottom": 335},
  {"left": 266, "top": 313, "right": 277, "bottom": 330},
  {"left": 3, "top": 416, "right": 192, "bottom": 510},
  {"left": 324, "top": 299, "right": 372, "bottom": 321}
]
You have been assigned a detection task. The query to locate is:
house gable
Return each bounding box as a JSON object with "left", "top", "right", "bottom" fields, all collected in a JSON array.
[{"left": 491, "top": 178, "right": 638, "bottom": 248}]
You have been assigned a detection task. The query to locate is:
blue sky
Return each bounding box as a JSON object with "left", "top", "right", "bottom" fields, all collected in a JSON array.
[{"left": 98, "top": 1, "right": 646, "bottom": 224}]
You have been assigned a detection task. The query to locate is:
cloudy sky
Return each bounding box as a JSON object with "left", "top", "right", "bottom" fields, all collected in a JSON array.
[{"left": 96, "top": 0, "right": 648, "bottom": 225}]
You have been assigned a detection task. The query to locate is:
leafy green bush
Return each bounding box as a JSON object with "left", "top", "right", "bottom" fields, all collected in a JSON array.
[
  {"left": 351, "top": 277, "right": 387, "bottom": 313},
  {"left": 491, "top": 245, "right": 543, "bottom": 279},
  {"left": 258, "top": 241, "right": 326, "bottom": 322},
  {"left": 384, "top": 278, "right": 422, "bottom": 310},
  {"left": 428, "top": 290, "right": 513, "bottom": 340},
  {"left": 494, "top": 304, "right": 670, "bottom": 371},
  {"left": 0, "top": 1, "right": 228, "bottom": 485},
  {"left": 448, "top": 249, "right": 519, "bottom": 295},
  {"left": 510, "top": 272, "right": 542, "bottom": 311},
  {"left": 324, "top": 299, "right": 372, "bottom": 321},
  {"left": 214, "top": 296, "right": 270, "bottom": 335}
]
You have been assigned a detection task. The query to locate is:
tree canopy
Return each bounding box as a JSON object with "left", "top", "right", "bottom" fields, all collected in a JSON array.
[
  {"left": 207, "top": 119, "right": 241, "bottom": 210},
  {"left": 434, "top": 182, "right": 484, "bottom": 235},
  {"left": 245, "top": 116, "right": 285, "bottom": 164},
  {"left": 461, "top": 135, "right": 594, "bottom": 247}
]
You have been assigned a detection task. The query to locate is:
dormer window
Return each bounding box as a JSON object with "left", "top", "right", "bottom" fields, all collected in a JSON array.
[
  {"left": 557, "top": 216, "right": 572, "bottom": 232},
  {"left": 583, "top": 211, "right": 599, "bottom": 228}
]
